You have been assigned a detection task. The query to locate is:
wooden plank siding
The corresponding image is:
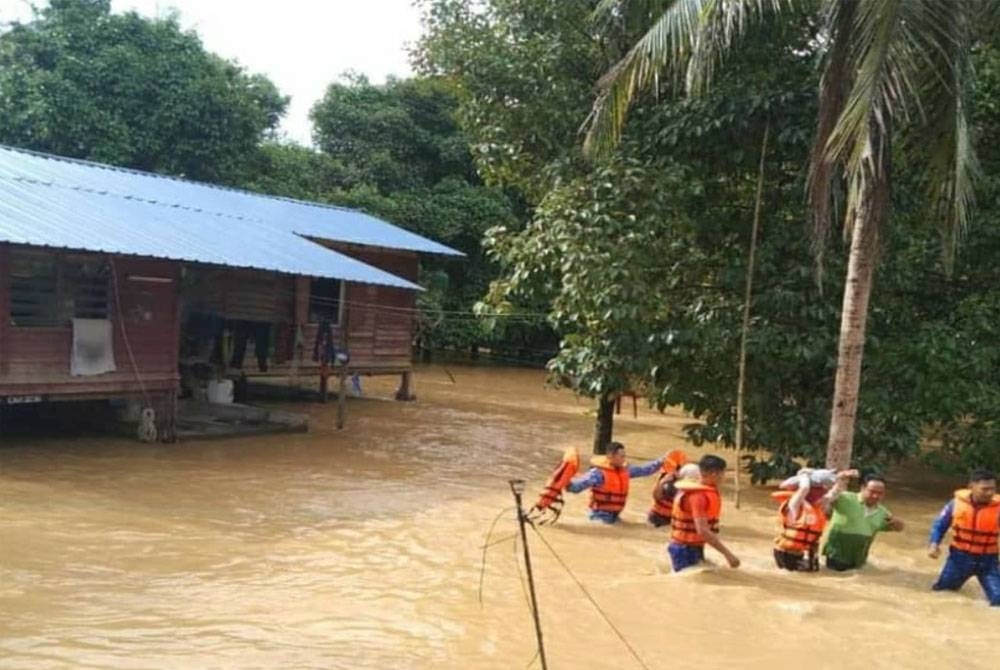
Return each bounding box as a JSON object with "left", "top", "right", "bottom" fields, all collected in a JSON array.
[
  {"left": 0, "top": 244, "right": 8, "bottom": 377},
  {"left": 0, "top": 242, "right": 422, "bottom": 402},
  {"left": 185, "top": 268, "right": 296, "bottom": 323},
  {"left": 0, "top": 250, "right": 179, "bottom": 398},
  {"left": 251, "top": 243, "right": 419, "bottom": 376},
  {"left": 332, "top": 243, "right": 418, "bottom": 372}
]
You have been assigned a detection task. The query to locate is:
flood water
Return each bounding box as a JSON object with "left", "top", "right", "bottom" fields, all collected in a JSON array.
[{"left": 1, "top": 365, "right": 997, "bottom": 669}]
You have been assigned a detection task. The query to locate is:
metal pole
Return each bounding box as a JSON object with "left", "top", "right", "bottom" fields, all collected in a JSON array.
[{"left": 508, "top": 479, "right": 548, "bottom": 670}]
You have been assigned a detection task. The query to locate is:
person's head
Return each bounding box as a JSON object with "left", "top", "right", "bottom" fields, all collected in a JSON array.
[
  {"left": 968, "top": 469, "right": 997, "bottom": 504},
  {"left": 860, "top": 474, "right": 887, "bottom": 507},
  {"left": 698, "top": 455, "right": 727, "bottom": 486},
  {"left": 678, "top": 463, "right": 701, "bottom": 481},
  {"left": 607, "top": 442, "right": 627, "bottom": 468}
]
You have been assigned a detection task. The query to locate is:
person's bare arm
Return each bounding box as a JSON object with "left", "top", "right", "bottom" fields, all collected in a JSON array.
[
  {"left": 693, "top": 516, "right": 740, "bottom": 568},
  {"left": 820, "top": 469, "right": 858, "bottom": 515},
  {"left": 787, "top": 474, "right": 811, "bottom": 523}
]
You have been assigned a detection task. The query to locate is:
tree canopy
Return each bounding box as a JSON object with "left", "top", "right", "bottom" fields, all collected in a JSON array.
[
  {"left": 0, "top": 0, "right": 287, "bottom": 183},
  {"left": 419, "top": 0, "right": 1000, "bottom": 475}
]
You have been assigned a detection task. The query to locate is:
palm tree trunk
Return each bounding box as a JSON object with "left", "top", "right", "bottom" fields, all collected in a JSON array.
[{"left": 825, "top": 193, "right": 879, "bottom": 470}]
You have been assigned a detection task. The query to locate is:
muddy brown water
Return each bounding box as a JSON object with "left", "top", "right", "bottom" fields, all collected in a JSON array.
[{"left": 1, "top": 366, "right": 997, "bottom": 669}]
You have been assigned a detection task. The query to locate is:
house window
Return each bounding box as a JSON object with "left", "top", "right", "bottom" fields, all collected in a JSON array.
[
  {"left": 308, "top": 278, "right": 342, "bottom": 324},
  {"left": 8, "top": 250, "right": 111, "bottom": 327},
  {"left": 65, "top": 257, "right": 111, "bottom": 320},
  {"left": 9, "top": 250, "right": 58, "bottom": 327}
]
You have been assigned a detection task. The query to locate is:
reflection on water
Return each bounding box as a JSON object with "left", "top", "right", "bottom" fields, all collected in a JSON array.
[{"left": 1, "top": 366, "right": 997, "bottom": 669}]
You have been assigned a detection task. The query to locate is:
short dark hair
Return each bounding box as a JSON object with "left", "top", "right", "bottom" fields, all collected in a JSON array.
[
  {"left": 607, "top": 441, "right": 626, "bottom": 455},
  {"left": 863, "top": 473, "right": 886, "bottom": 486},
  {"left": 699, "top": 455, "right": 727, "bottom": 473},
  {"left": 969, "top": 469, "right": 997, "bottom": 484}
]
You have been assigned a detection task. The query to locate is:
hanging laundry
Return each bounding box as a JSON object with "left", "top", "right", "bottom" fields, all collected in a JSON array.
[
  {"left": 71, "top": 318, "right": 117, "bottom": 376},
  {"left": 313, "top": 320, "right": 337, "bottom": 365}
]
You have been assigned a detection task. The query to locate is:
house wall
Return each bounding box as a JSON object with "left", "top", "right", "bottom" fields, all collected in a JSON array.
[
  {"left": 0, "top": 248, "right": 179, "bottom": 399},
  {"left": 0, "top": 244, "right": 9, "bottom": 378},
  {"left": 184, "top": 267, "right": 296, "bottom": 323},
  {"left": 316, "top": 244, "right": 417, "bottom": 374}
]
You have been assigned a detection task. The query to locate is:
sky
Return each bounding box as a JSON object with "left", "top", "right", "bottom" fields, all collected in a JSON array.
[{"left": 0, "top": 0, "right": 424, "bottom": 144}]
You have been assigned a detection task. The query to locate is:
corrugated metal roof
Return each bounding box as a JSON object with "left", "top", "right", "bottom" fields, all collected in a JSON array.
[
  {"left": 0, "top": 145, "right": 462, "bottom": 256},
  {"left": 0, "top": 171, "right": 421, "bottom": 290}
]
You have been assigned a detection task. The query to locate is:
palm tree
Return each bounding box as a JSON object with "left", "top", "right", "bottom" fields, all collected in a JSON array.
[{"left": 585, "top": 0, "right": 984, "bottom": 469}]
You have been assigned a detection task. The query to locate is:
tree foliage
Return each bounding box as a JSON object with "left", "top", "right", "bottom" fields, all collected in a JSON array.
[
  {"left": 0, "top": 0, "right": 287, "bottom": 183},
  {"left": 285, "top": 74, "right": 532, "bottom": 355},
  {"left": 421, "top": 0, "right": 1000, "bottom": 476}
]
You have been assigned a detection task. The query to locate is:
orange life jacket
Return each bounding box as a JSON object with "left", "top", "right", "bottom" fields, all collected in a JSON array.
[
  {"left": 670, "top": 481, "right": 721, "bottom": 546},
  {"left": 950, "top": 489, "right": 1000, "bottom": 555},
  {"left": 533, "top": 448, "right": 580, "bottom": 510},
  {"left": 649, "top": 450, "right": 687, "bottom": 520},
  {"left": 772, "top": 490, "right": 827, "bottom": 555},
  {"left": 589, "top": 456, "right": 630, "bottom": 514}
]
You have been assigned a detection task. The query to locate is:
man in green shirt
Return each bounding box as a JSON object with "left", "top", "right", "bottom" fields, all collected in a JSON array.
[{"left": 821, "top": 472, "right": 905, "bottom": 571}]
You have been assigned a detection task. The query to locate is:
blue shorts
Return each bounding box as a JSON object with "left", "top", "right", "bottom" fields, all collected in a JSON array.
[
  {"left": 668, "top": 542, "right": 705, "bottom": 572},
  {"left": 932, "top": 548, "right": 1000, "bottom": 606}
]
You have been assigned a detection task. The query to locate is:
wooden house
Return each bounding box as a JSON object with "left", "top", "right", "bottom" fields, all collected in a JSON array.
[{"left": 0, "top": 146, "right": 460, "bottom": 439}]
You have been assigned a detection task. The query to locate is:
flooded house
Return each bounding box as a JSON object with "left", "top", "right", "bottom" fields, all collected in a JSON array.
[{"left": 0, "top": 145, "right": 460, "bottom": 440}]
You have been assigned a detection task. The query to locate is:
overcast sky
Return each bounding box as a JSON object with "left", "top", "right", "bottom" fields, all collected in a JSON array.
[{"left": 0, "top": 0, "right": 423, "bottom": 144}]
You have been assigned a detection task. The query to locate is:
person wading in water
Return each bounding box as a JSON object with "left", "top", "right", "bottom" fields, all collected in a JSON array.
[
  {"left": 928, "top": 469, "right": 1000, "bottom": 606},
  {"left": 667, "top": 455, "right": 740, "bottom": 572},
  {"left": 820, "top": 472, "right": 904, "bottom": 571},
  {"left": 565, "top": 442, "right": 663, "bottom": 524}
]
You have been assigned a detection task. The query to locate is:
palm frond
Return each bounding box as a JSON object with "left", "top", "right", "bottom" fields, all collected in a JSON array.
[
  {"left": 583, "top": 0, "right": 791, "bottom": 157},
  {"left": 825, "top": 0, "right": 970, "bottom": 242},
  {"left": 906, "top": 2, "right": 979, "bottom": 273}
]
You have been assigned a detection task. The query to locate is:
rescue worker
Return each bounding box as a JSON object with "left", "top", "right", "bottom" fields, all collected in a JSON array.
[
  {"left": 821, "top": 472, "right": 904, "bottom": 571},
  {"left": 647, "top": 450, "right": 690, "bottom": 527},
  {"left": 773, "top": 468, "right": 835, "bottom": 571},
  {"left": 928, "top": 469, "right": 1000, "bottom": 606},
  {"left": 667, "top": 455, "right": 740, "bottom": 572},
  {"left": 565, "top": 442, "right": 663, "bottom": 524},
  {"left": 648, "top": 461, "right": 699, "bottom": 527}
]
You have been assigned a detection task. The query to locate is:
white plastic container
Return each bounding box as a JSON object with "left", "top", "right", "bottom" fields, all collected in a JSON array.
[{"left": 206, "top": 379, "right": 234, "bottom": 405}]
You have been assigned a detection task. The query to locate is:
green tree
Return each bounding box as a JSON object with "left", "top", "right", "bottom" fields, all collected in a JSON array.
[
  {"left": 308, "top": 74, "right": 528, "bottom": 356},
  {"left": 0, "top": 0, "right": 287, "bottom": 183},
  {"left": 586, "top": 0, "right": 987, "bottom": 469},
  {"left": 311, "top": 75, "right": 474, "bottom": 193}
]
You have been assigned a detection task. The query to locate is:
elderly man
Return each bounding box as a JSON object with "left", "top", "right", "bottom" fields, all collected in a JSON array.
[
  {"left": 928, "top": 469, "right": 1000, "bottom": 606},
  {"left": 821, "top": 472, "right": 905, "bottom": 571}
]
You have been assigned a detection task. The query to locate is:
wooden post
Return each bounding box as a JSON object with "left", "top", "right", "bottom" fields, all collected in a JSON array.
[
  {"left": 319, "top": 361, "right": 329, "bottom": 403},
  {"left": 395, "top": 370, "right": 415, "bottom": 401},
  {"left": 734, "top": 121, "right": 769, "bottom": 509},
  {"left": 160, "top": 390, "right": 178, "bottom": 443},
  {"left": 336, "top": 365, "right": 347, "bottom": 429}
]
